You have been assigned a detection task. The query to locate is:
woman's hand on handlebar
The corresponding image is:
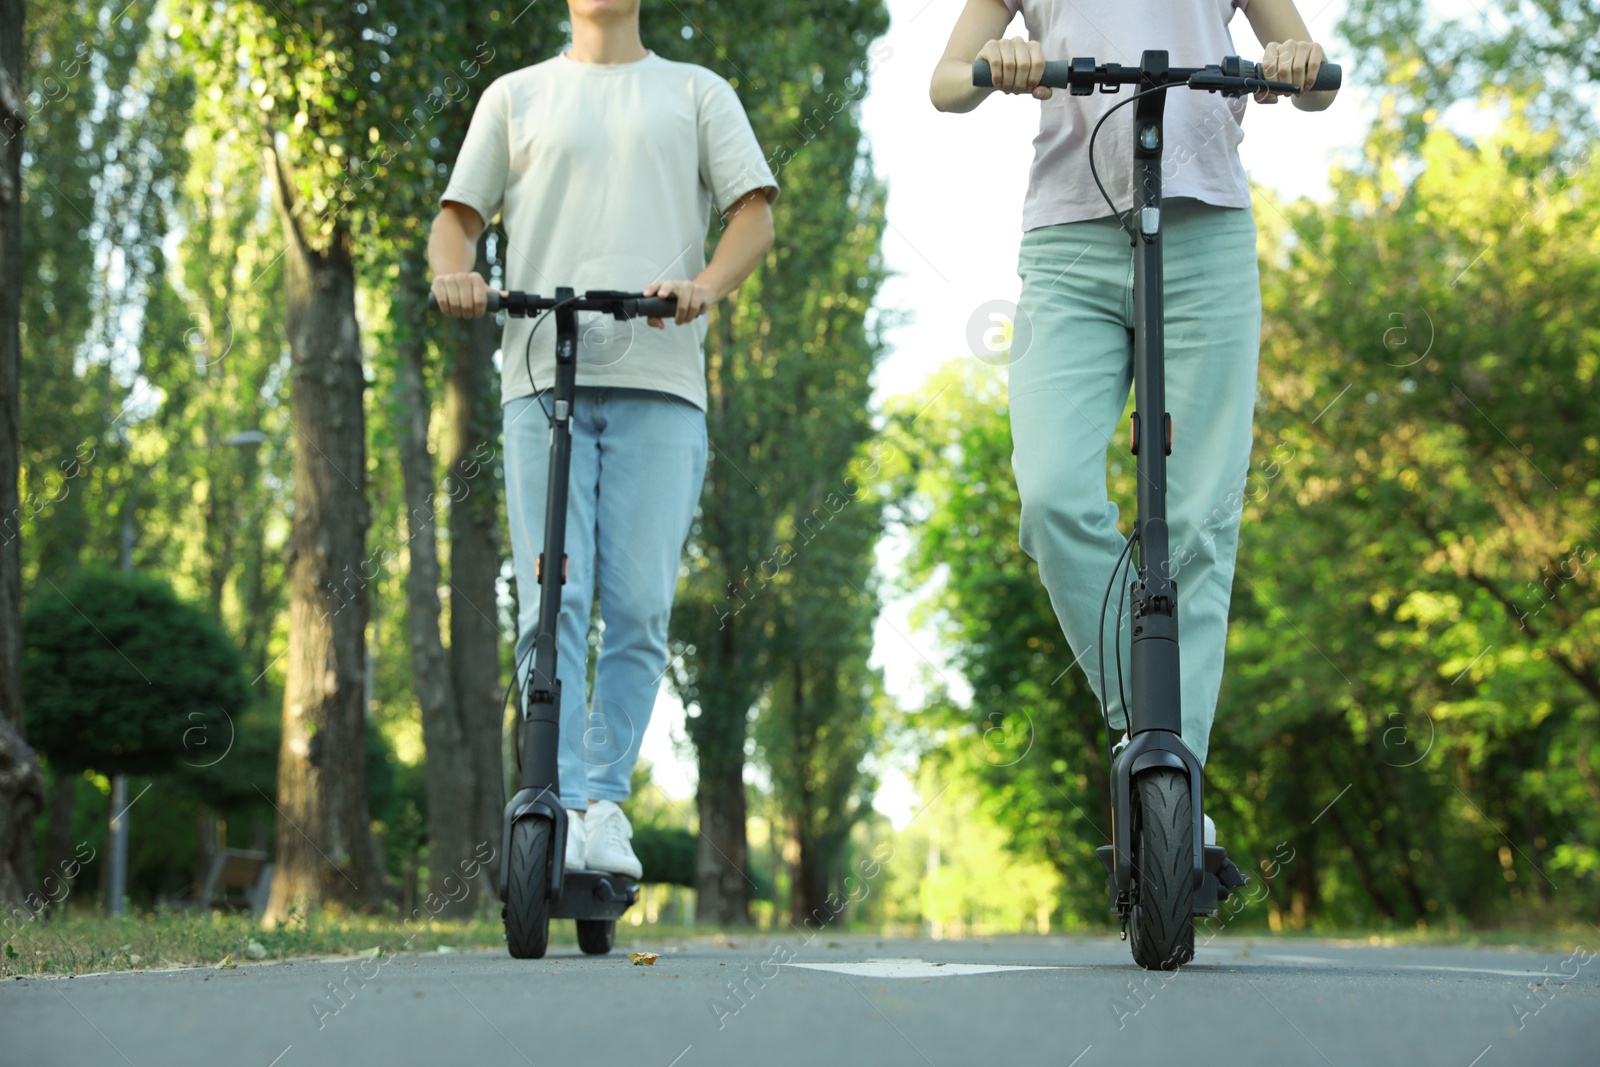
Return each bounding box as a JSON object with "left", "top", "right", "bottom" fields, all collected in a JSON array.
[
  {"left": 1255, "top": 40, "right": 1327, "bottom": 104},
  {"left": 642, "top": 279, "right": 712, "bottom": 328},
  {"left": 431, "top": 272, "right": 498, "bottom": 318},
  {"left": 976, "top": 37, "right": 1052, "bottom": 99}
]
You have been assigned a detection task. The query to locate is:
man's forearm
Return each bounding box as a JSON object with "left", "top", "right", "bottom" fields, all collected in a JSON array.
[
  {"left": 697, "top": 196, "right": 775, "bottom": 302},
  {"left": 428, "top": 209, "right": 479, "bottom": 278}
]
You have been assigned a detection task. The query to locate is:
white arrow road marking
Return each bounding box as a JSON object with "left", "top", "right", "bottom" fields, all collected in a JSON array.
[
  {"left": 1196, "top": 948, "right": 1563, "bottom": 980},
  {"left": 1393, "top": 964, "right": 1569, "bottom": 979},
  {"left": 786, "top": 958, "right": 1071, "bottom": 979}
]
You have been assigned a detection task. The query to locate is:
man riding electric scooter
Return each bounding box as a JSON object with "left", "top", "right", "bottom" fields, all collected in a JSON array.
[{"left": 429, "top": 0, "right": 776, "bottom": 897}]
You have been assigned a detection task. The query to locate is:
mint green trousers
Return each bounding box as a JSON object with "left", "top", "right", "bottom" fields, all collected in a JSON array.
[{"left": 1008, "top": 200, "right": 1262, "bottom": 766}]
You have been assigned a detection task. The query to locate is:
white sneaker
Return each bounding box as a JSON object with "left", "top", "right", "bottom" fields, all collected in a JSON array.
[
  {"left": 1203, "top": 814, "right": 1217, "bottom": 847},
  {"left": 583, "top": 800, "right": 643, "bottom": 879},
  {"left": 564, "top": 809, "right": 587, "bottom": 870}
]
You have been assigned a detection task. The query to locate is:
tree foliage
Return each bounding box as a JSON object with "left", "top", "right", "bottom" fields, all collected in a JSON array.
[
  {"left": 894, "top": 107, "right": 1600, "bottom": 929},
  {"left": 659, "top": 0, "right": 892, "bottom": 924},
  {"left": 24, "top": 568, "right": 247, "bottom": 777}
]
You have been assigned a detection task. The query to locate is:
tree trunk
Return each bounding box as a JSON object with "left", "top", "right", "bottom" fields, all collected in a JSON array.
[
  {"left": 445, "top": 243, "right": 504, "bottom": 900},
  {"left": 43, "top": 769, "right": 74, "bottom": 897},
  {"left": 696, "top": 751, "right": 750, "bottom": 926},
  {"left": 0, "top": 0, "right": 43, "bottom": 910},
  {"left": 193, "top": 810, "right": 221, "bottom": 904},
  {"left": 393, "top": 258, "right": 475, "bottom": 917},
  {"left": 0, "top": 717, "right": 40, "bottom": 907},
  {"left": 685, "top": 401, "right": 755, "bottom": 926},
  {"left": 788, "top": 810, "right": 833, "bottom": 929},
  {"left": 262, "top": 156, "right": 386, "bottom": 923}
]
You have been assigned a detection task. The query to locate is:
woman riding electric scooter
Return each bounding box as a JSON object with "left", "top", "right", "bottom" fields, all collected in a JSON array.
[{"left": 931, "top": 0, "right": 1339, "bottom": 965}]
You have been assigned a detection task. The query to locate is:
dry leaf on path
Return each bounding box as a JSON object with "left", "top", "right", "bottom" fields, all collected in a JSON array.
[{"left": 628, "top": 952, "right": 660, "bottom": 966}]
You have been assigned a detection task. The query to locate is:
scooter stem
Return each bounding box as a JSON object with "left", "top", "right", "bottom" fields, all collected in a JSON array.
[
  {"left": 1127, "top": 53, "right": 1182, "bottom": 739},
  {"left": 522, "top": 287, "right": 579, "bottom": 795}
]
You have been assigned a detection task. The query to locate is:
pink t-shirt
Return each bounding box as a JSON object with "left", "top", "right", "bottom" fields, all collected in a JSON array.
[{"left": 1003, "top": 0, "right": 1254, "bottom": 229}]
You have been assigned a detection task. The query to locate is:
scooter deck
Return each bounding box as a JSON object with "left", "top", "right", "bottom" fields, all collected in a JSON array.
[{"left": 549, "top": 869, "right": 640, "bottom": 921}]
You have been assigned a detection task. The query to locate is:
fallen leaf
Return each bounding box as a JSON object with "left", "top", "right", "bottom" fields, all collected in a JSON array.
[
  {"left": 628, "top": 952, "right": 660, "bottom": 966},
  {"left": 214, "top": 954, "right": 235, "bottom": 969}
]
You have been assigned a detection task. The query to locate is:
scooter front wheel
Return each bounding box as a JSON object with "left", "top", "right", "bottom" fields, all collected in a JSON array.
[
  {"left": 504, "top": 818, "right": 552, "bottom": 959},
  {"left": 1129, "top": 768, "right": 1196, "bottom": 970}
]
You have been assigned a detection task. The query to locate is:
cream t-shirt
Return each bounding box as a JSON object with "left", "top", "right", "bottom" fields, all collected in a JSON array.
[
  {"left": 1003, "top": 0, "right": 1255, "bottom": 229},
  {"left": 441, "top": 52, "right": 778, "bottom": 409}
]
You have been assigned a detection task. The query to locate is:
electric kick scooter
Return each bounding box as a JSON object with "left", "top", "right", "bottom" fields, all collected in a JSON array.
[
  {"left": 974, "top": 52, "right": 1340, "bottom": 969},
  {"left": 430, "top": 287, "right": 677, "bottom": 958}
]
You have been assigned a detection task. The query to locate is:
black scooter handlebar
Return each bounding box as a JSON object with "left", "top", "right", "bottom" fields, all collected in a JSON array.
[
  {"left": 972, "top": 56, "right": 1341, "bottom": 93},
  {"left": 425, "top": 291, "right": 679, "bottom": 320}
]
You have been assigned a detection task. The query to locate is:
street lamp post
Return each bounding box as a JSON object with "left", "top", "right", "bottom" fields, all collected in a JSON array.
[{"left": 105, "top": 429, "right": 266, "bottom": 916}]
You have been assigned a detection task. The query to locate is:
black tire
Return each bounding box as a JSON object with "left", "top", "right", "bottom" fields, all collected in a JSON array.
[
  {"left": 504, "top": 818, "right": 552, "bottom": 960},
  {"left": 1129, "top": 768, "right": 1196, "bottom": 971},
  {"left": 576, "top": 919, "right": 616, "bottom": 955}
]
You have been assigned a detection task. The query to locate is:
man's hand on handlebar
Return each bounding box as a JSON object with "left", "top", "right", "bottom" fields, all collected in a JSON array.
[
  {"left": 431, "top": 272, "right": 500, "bottom": 319},
  {"left": 1256, "top": 40, "right": 1327, "bottom": 104},
  {"left": 641, "top": 279, "right": 713, "bottom": 328},
  {"left": 976, "top": 37, "right": 1052, "bottom": 99}
]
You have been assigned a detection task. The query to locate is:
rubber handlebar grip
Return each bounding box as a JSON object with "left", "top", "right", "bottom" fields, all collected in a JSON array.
[
  {"left": 630, "top": 297, "right": 678, "bottom": 319},
  {"left": 1235, "top": 59, "right": 1341, "bottom": 92},
  {"left": 425, "top": 291, "right": 502, "bottom": 314},
  {"left": 972, "top": 58, "right": 1074, "bottom": 89}
]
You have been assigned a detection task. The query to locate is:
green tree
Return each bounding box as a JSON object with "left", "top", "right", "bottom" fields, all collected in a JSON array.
[
  {"left": 180, "top": 0, "right": 393, "bottom": 919},
  {"left": 755, "top": 453, "right": 887, "bottom": 924},
  {"left": 0, "top": 0, "right": 44, "bottom": 907},
  {"left": 656, "top": 0, "right": 892, "bottom": 924},
  {"left": 1229, "top": 110, "right": 1600, "bottom": 925},
  {"left": 371, "top": 9, "right": 550, "bottom": 916},
  {"left": 14, "top": 0, "right": 205, "bottom": 901},
  {"left": 23, "top": 569, "right": 245, "bottom": 776},
  {"left": 889, "top": 361, "right": 1122, "bottom": 925},
  {"left": 1340, "top": 0, "right": 1600, "bottom": 139},
  {"left": 23, "top": 568, "right": 248, "bottom": 908}
]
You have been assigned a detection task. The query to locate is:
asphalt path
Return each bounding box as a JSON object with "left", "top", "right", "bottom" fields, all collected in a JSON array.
[{"left": 3, "top": 933, "right": 1595, "bottom": 1066}]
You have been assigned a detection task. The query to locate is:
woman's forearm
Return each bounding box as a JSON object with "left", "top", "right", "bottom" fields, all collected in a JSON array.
[
  {"left": 931, "top": 58, "right": 995, "bottom": 113},
  {"left": 930, "top": 0, "right": 1017, "bottom": 113}
]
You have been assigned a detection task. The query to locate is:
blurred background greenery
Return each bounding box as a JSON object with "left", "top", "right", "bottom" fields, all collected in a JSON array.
[{"left": 0, "top": 0, "right": 1595, "bottom": 954}]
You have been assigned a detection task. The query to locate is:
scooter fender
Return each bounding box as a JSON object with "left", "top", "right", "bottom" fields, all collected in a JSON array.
[
  {"left": 1110, "top": 730, "right": 1207, "bottom": 897},
  {"left": 499, "top": 787, "right": 568, "bottom": 902}
]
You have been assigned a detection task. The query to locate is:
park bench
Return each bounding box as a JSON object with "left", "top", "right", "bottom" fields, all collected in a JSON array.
[{"left": 198, "top": 849, "right": 273, "bottom": 917}]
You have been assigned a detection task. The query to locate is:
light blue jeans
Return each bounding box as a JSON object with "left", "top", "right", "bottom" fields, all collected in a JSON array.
[
  {"left": 1009, "top": 199, "right": 1262, "bottom": 765},
  {"left": 503, "top": 387, "right": 707, "bottom": 810}
]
